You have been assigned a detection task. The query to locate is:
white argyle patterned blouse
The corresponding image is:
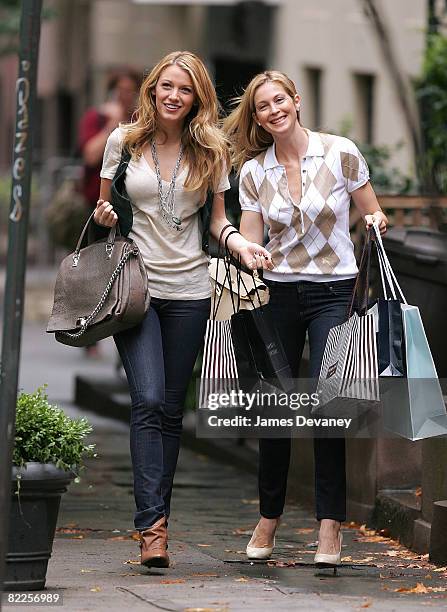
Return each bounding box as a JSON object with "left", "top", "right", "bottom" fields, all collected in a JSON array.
[{"left": 239, "top": 130, "right": 369, "bottom": 282}]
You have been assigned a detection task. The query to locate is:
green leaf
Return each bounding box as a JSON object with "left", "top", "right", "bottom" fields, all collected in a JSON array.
[{"left": 13, "top": 386, "right": 96, "bottom": 471}]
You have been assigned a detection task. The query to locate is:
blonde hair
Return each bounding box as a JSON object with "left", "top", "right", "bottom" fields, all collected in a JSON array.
[
  {"left": 223, "top": 71, "right": 300, "bottom": 174},
  {"left": 122, "top": 51, "right": 229, "bottom": 200}
]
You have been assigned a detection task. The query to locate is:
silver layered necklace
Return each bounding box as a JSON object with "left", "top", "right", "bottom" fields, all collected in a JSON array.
[{"left": 151, "top": 140, "right": 184, "bottom": 231}]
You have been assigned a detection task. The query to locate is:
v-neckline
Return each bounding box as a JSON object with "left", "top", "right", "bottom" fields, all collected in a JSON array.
[{"left": 141, "top": 150, "right": 186, "bottom": 184}]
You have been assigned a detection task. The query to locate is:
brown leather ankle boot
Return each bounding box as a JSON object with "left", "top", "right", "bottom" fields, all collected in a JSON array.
[{"left": 139, "top": 516, "right": 169, "bottom": 568}]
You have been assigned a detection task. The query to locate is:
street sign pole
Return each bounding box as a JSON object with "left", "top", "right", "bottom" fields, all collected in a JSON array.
[{"left": 0, "top": 0, "right": 43, "bottom": 598}]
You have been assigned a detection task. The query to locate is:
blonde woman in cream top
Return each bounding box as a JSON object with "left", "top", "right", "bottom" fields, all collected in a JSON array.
[{"left": 94, "top": 52, "right": 273, "bottom": 569}]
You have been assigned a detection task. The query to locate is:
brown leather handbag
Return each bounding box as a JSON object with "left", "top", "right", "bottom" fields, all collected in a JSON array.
[{"left": 47, "top": 212, "right": 150, "bottom": 347}]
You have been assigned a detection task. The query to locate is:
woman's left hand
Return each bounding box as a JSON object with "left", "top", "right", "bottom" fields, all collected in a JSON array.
[
  {"left": 365, "top": 210, "right": 388, "bottom": 235},
  {"left": 239, "top": 243, "right": 274, "bottom": 271}
]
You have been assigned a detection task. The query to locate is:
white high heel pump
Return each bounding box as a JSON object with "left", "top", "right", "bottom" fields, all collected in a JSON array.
[
  {"left": 246, "top": 523, "right": 277, "bottom": 560},
  {"left": 314, "top": 530, "right": 343, "bottom": 570}
]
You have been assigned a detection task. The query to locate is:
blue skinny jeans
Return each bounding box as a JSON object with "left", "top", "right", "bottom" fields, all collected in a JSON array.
[{"left": 114, "top": 297, "right": 210, "bottom": 530}]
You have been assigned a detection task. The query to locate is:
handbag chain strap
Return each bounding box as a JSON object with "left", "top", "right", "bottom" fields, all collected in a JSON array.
[{"left": 60, "top": 243, "right": 138, "bottom": 339}]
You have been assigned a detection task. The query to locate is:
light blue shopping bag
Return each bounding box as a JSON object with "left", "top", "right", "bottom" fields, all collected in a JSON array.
[{"left": 374, "top": 226, "right": 447, "bottom": 440}]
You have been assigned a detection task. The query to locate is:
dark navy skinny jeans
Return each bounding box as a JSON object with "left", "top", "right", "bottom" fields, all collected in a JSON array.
[
  {"left": 114, "top": 297, "right": 210, "bottom": 531},
  {"left": 259, "top": 277, "right": 356, "bottom": 522}
]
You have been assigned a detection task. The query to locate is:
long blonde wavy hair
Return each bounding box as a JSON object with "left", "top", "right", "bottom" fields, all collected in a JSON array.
[
  {"left": 122, "top": 51, "right": 229, "bottom": 200},
  {"left": 223, "top": 71, "right": 301, "bottom": 175}
]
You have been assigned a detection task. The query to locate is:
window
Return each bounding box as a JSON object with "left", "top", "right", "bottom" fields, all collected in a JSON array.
[
  {"left": 353, "top": 73, "right": 375, "bottom": 144},
  {"left": 304, "top": 67, "right": 322, "bottom": 130}
]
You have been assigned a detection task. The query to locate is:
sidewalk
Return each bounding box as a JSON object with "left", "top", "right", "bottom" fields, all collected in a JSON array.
[
  {"left": 2, "top": 272, "right": 447, "bottom": 610},
  {"left": 37, "top": 415, "right": 447, "bottom": 611}
]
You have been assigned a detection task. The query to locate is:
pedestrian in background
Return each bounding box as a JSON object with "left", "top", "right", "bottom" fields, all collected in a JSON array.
[
  {"left": 224, "top": 70, "right": 388, "bottom": 568},
  {"left": 94, "top": 51, "right": 272, "bottom": 568},
  {"left": 78, "top": 68, "right": 141, "bottom": 211},
  {"left": 77, "top": 68, "right": 141, "bottom": 358}
]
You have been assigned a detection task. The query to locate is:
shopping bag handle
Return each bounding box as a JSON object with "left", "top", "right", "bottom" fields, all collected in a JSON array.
[
  {"left": 223, "top": 230, "right": 245, "bottom": 314},
  {"left": 372, "top": 222, "right": 407, "bottom": 304},
  {"left": 347, "top": 228, "right": 372, "bottom": 318},
  {"left": 211, "top": 226, "right": 240, "bottom": 319},
  {"left": 223, "top": 234, "right": 264, "bottom": 313}
]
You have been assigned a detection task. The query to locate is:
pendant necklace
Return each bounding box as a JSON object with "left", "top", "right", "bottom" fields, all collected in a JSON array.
[{"left": 151, "top": 140, "right": 184, "bottom": 231}]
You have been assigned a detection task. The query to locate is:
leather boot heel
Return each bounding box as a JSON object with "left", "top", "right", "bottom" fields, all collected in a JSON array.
[{"left": 140, "top": 516, "right": 170, "bottom": 568}]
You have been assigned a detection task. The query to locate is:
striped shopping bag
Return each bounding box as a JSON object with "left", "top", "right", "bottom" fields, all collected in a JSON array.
[
  {"left": 199, "top": 239, "right": 241, "bottom": 408},
  {"left": 317, "top": 230, "right": 380, "bottom": 410},
  {"left": 317, "top": 310, "right": 379, "bottom": 408},
  {"left": 199, "top": 318, "right": 240, "bottom": 409}
]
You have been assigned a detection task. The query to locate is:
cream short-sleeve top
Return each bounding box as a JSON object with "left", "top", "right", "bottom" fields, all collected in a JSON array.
[{"left": 101, "top": 127, "right": 230, "bottom": 300}]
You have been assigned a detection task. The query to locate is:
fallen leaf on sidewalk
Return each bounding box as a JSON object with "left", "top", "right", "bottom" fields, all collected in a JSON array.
[
  {"left": 341, "top": 556, "right": 374, "bottom": 564},
  {"left": 267, "top": 560, "right": 296, "bottom": 568},
  {"left": 90, "top": 586, "right": 102, "bottom": 592},
  {"left": 241, "top": 499, "right": 258, "bottom": 505},
  {"left": 360, "top": 602, "right": 372, "bottom": 608},
  {"left": 224, "top": 550, "right": 245, "bottom": 555},
  {"left": 107, "top": 535, "right": 127, "bottom": 541},
  {"left": 346, "top": 521, "right": 362, "bottom": 529},
  {"left": 394, "top": 582, "right": 429, "bottom": 593},
  {"left": 295, "top": 528, "right": 315, "bottom": 535},
  {"left": 295, "top": 550, "right": 315, "bottom": 554},
  {"left": 124, "top": 559, "right": 140, "bottom": 565},
  {"left": 235, "top": 577, "right": 249, "bottom": 582},
  {"left": 70, "top": 535, "right": 84, "bottom": 539},
  {"left": 359, "top": 524, "right": 376, "bottom": 537},
  {"left": 80, "top": 569, "right": 96, "bottom": 573},
  {"left": 197, "top": 544, "right": 213, "bottom": 547},
  {"left": 355, "top": 535, "right": 389, "bottom": 543},
  {"left": 233, "top": 528, "right": 252, "bottom": 535},
  {"left": 160, "top": 579, "right": 185, "bottom": 584}
]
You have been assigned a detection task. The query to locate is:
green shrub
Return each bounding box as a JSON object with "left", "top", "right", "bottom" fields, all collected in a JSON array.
[{"left": 13, "top": 386, "right": 96, "bottom": 473}]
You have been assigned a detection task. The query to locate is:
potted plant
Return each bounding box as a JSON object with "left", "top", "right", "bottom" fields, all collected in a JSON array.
[{"left": 5, "top": 386, "right": 95, "bottom": 591}]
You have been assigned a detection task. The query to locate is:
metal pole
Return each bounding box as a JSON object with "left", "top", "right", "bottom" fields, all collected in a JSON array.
[{"left": 0, "top": 0, "right": 43, "bottom": 598}]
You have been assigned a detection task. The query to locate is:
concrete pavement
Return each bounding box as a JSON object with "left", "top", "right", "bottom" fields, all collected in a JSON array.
[{"left": 2, "top": 267, "right": 447, "bottom": 610}]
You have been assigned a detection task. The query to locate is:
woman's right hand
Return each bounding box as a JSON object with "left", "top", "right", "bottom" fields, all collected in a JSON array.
[{"left": 94, "top": 199, "right": 118, "bottom": 227}]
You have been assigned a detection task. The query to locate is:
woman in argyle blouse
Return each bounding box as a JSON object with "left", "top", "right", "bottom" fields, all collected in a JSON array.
[{"left": 225, "top": 70, "right": 388, "bottom": 567}]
